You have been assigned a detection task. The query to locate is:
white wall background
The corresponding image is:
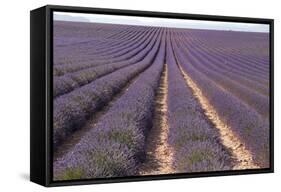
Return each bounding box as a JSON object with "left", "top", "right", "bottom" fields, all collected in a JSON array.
[{"left": 0, "top": 0, "right": 279, "bottom": 191}]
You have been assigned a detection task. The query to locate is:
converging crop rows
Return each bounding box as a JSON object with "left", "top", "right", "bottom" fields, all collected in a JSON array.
[{"left": 52, "top": 21, "right": 270, "bottom": 180}]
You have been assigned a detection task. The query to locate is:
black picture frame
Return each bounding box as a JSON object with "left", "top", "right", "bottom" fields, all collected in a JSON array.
[{"left": 30, "top": 4, "right": 274, "bottom": 187}]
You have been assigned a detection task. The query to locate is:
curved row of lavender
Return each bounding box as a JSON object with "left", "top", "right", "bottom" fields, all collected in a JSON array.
[
  {"left": 172, "top": 34, "right": 269, "bottom": 167},
  {"left": 53, "top": 30, "right": 166, "bottom": 180},
  {"left": 166, "top": 30, "right": 232, "bottom": 172},
  {"left": 53, "top": 28, "right": 162, "bottom": 149},
  {"left": 54, "top": 25, "right": 156, "bottom": 76},
  {"left": 185, "top": 32, "right": 269, "bottom": 86},
  {"left": 54, "top": 27, "right": 157, "bottom": 75},
  {"left": 186, "top": 36, "right": 269, "bottom": 96},
  {"left": 54, "top": 22, "right": 139, "bottom": 64},
  {"left": 187, "top": 31, "right": 269, "bottom": 97},
  {"left": 190, "top": 30, "right": 269, "bottom": 66},
  {"left": 53, "top": 28, "right": 161, "bottom": 97},
  {"left": 177, "top": 35, "right": 269, "bottom": 118},
  {"left": 53, "top": 20, "right": 270, "bottom": 180}
]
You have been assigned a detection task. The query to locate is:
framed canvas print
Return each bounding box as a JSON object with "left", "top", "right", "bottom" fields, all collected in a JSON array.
[{"left": 30, "top": 5, "right": 274, "bottom": 187}]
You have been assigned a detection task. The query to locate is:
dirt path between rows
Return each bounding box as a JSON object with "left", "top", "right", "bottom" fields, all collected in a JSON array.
[
  {"left": 54, "top": 73, "right": 142, "bottom": 160},
  {"left": 178, "top": 64, "right": 260, "bottom": 170},
  {"left": 138, "top": 64, "right": 175, "bottom": 175}
]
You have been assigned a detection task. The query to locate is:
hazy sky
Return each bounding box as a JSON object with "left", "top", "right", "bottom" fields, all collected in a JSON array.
[{"left": 54, "top": 12, "right": 269, "bottom": 33}]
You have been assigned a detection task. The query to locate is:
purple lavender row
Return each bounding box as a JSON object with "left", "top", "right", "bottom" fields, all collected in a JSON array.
[
  {"left": 176, "top": 37, "right": 269, "bottom": 118},
  {"left": 188, "top": 30, "right": 269, "bottom": 72},
  {"left": 184, "top": 38, "right": 269, "bottom": 94},
  {"left": 53, "top": 21, "right": 131, "bottom": 47},
  {"left": 205, "top": 32, "right": 269, "bottom": 66},
  {"left": 53, "top": 29, "right": 163, "bottom": 150},
  {"left": 54, "top": 28, "right": 158, "bottom": 76},
  {"left": 179, "top": 32, "right": 269, "bottom": 111},
  {"left": 54, "top": 25, "right": 142, "bottom": 66},
  {"left": 54, "top": 25, "right": 146, "bottom": 66},
  {"left": 172, "top": 36, "right": 269, "bottom": 167},
  {"left": 53, "top": 30, "right": 166, "bottom": 180},
  {"left": 53, "top": 29, "right": 160, "bottom": 97},
  {"left": 182, "top": 30, "right": 268, "bottom": 71},
  {"left": 189, "top": 30, "right": 269, "bottom": 66},
  {"left": 56, "top": 26, "right": 147, "bottom": 58},
  {"left": 97, "top": 26, "right": 156, "bottom": 47},
  {"left": 190, "top": 36, "right": 269, "bottom": 78},
  {"left": 182, "top": 29, "right": 269, "bottom": 69},
  {"left": 54, "top": 22, "right": 137, "bottom": 48},
  {"left": 103, "top": 26, "right": 138, "bottom": 40},
  {"left": 79, "top": 28, "right": 156, "bottom": 61},
  {"left": 182, "top": 34, "right": 269, "bottom": 95},
  {"left": 54, "top": 24, "right": 150, "bottom": 65},
  {"left": 183, "top": 31, "right": 269, "bottom": 79},
  {"left": 84, "top": 27, "right": 155, "bottom": 58},
  {"left": 166, "top": 31, "right": 231, "bottom": 172},
  {"left": 180, "top": 30, "right": 268, "bottom": 79},
  {"left": 54, "top": 28, "right": 156, "bottom": 76},
  {"left": 100, "top": 26, "right": 149, "bottom": 43},
  {"left": 54, "top": 22, "right": 136, "bottom": 53}
]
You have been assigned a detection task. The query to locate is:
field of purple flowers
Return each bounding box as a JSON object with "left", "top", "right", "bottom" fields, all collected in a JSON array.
[{"left": 53, "top": 21, "right": 270, "bottom": 180}]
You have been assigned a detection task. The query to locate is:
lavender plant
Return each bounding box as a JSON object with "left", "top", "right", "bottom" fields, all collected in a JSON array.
[
  {"left": 53, "top": 28, "right": 160, "bottom": 97},
  {"left": 172, "top": 34, "right": 269, "bottom": 167},
  {"left": 166, "top": 31, "right": 232, "bottom": 172},
  {"left": 54, "top": 31, "right": 166, "bottom": 179},
  {"left": 53, "top": 29, "right": 163, "bottom": 149}
]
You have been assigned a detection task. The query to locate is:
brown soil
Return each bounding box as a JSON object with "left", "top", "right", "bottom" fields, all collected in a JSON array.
[
  {"left": 138, "top": 64, "right": 175, "bottom": 175},
  {"left": 178, "top": 64, "right": 260, "bottom": 170}
]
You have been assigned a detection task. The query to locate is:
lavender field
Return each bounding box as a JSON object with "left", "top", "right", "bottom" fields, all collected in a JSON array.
[{"left": 53, "top": 20, "right": 270, "bottom": 180}]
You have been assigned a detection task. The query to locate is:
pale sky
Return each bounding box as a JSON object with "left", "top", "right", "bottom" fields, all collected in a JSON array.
[{"left": 54, "top": 11, "right": 269, "bottom": 33}]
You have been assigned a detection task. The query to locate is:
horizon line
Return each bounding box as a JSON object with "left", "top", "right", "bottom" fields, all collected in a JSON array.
[{"left": 54, "top": 12, "right": 270, "bottom": 33}]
